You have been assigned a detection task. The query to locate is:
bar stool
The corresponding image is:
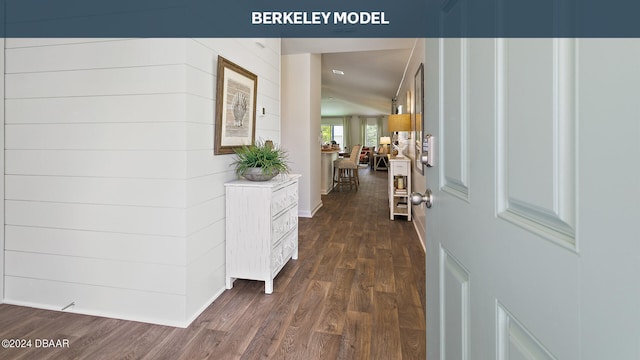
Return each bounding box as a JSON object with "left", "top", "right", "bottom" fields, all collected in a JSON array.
[{"left": 333, "top": 145, "right": 362, "bottom": 192}]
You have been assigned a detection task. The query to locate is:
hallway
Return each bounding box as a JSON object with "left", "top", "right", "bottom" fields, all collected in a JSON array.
[{"left": 0, "top": 167, "right": 426, "bottom": 359}]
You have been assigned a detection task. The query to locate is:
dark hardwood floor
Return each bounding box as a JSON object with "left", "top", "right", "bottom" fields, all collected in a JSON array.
[{"left": 0, "top": 167, "right": 426, "bottom": 359}]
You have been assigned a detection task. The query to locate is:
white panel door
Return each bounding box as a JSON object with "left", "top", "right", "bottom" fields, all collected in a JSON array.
[{"left": 423, "top": 38, "right": 640, "bottom": 359}]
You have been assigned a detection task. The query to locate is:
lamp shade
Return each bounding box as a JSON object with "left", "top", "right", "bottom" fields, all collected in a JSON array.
[
  {"left": 388, "top": 113, "right": 411, "bottom": 132},
  {"left": 380, "top": 136, "right": 391, "bottom": 145}
]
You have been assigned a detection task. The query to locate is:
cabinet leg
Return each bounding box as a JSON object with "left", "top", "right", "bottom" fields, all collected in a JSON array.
[
  {"left": 265, "top": 280, "right": 273, "bottom": 294},
  {"left": 226, "top": 277, "right": 234, "bottom": 290},
  {"left": 293, "top": 247, "right": 298, "bottom": 260}
]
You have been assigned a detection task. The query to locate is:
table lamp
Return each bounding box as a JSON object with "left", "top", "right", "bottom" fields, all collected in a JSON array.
[
  {"left": 388, "top": 113, "right": 411, "bottom": 157},
  {"left": 379, "top": 136, "right": 391, "bottom": 154}
]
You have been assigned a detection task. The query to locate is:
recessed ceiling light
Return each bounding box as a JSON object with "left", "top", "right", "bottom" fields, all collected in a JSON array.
[{"left": 332, "top": 69, "right": 345, "bottom": 75}]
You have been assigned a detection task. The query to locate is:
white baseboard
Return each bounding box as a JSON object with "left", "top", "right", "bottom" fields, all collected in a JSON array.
[
  {"left": 183, "top": 286, "right": 226, "bottom": 328},
  {"left": 2, "top": 298, "right": 191, "bottom": 328},
  {"left": 413, "top": 219, "right": 426, "bottom": 253},
  {"left": 299, "top": 201, "right": 323, "bottom": 218},
  {"left": 310, "top": 201, "right": 323, "bottom": 217},
  {"left": 3, "top": 281, "right": 228, "bottom": 329}
]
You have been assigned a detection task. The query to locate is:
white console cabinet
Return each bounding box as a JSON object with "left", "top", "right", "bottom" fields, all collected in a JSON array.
[
  {"left": 388, "top": 158, "right": 412, "bottom": 221},
  {"left": 224, "top": 174, "right": 301, "bottom": 294}
]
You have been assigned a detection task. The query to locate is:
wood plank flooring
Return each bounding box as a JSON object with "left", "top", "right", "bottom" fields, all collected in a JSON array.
[{"left": 0, "top": 167, "right": 426, "bottom": 359}]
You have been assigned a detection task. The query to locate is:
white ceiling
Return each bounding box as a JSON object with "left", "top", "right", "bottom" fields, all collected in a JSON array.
[{"left": 282, "top": 38, "right": 417, "bottom": 117}]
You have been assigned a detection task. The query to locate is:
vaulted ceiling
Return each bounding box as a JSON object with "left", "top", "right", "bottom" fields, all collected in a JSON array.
[{"left": 282, "top": 38, "right": 417, "bottom": 117}]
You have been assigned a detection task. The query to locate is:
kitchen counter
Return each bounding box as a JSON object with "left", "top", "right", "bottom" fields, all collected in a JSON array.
[{"left": 320, "top": 150, "right": 339, "bottom": 194}]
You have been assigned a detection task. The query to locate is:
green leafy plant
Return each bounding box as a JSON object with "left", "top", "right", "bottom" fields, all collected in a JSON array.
[{"left": 232, "top": 140, "right": 290, "bottom": 177}]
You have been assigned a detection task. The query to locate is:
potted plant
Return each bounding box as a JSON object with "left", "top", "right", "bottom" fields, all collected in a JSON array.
[{"left": 232, "top": 140, "right": 290, "bottom": 181}]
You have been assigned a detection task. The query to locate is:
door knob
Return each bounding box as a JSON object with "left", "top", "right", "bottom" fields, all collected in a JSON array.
[{"left": 410, "top": 189, "right": 432, "bottom": 208}]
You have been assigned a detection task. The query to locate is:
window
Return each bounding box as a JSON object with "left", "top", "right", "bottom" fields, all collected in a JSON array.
[
  {"left": 364, "top": 124, "right": 378, "bottom": 147},
  {"left": 321, "top": 124, "right": 344, "bottom": 147}
]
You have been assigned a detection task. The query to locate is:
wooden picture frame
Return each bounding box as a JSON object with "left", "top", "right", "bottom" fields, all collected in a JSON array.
[
  {"left": 414, "top": 63, "right": 424, "bottom": 175},
  {"left": 214, "top": 56, "right": 258, "bottom": 155}
]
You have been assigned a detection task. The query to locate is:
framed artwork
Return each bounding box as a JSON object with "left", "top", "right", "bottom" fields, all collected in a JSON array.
[
  {"left": 214, "top": 56, "right": 258, "bottom": 155},
  {"left": 414, "top": 63, "right": 424, "bottom": 175}
]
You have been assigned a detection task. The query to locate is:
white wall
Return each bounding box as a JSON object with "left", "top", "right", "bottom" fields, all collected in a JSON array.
[
  {"left": 0, "top": 39, "right": 4, "bottom": 303},
  {"left": 184, "top": 38, "right": 282, "bottom": 321},
  {"left": 3, "top": 38, "right": 281, "bottom": 327},
  {"left": 309, "top": 54, "right": 322, "bottom": 215},
  {"left": 395, "top": 39, "right": 427, "bottom": 249},
  {"left": 281, "top": 53, "right": 322, "bottom": 217}
]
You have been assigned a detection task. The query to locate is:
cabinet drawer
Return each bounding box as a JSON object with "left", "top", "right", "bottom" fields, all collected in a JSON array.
[
  {"left": 271, "top": 183, "right": 298, "bottom": 216},
  {"left": 271, "top": 240, "right": 284, "bottom": 276},
  {"left": 272, "top": 228, "right": 297, "bottom": 276},
  {"left": 272, "top": 206, "right": 298, "bottom": 242},
  {"left": 282, "top": 227, "right": 298, "bottom": 259},
  {"left": 394, "top": 162, "right": 409, "bottom": 175}
]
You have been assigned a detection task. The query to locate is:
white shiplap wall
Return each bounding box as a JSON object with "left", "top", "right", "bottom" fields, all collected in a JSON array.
[
  {"left": 0, "top": 39, "right": 5, "bottom": 301},
  {"left": 3, "top": 38, "right": 281, "bottom": 327},
  {"left": 183, "top": 38, "right": 282, "bottom": 320}
]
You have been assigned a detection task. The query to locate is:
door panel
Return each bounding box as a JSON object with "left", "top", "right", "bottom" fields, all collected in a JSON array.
[
  {"left": 496, "top": 39, "right": 577, "bottom": 249},
  {"left": 440, "top": 38, "right": 470, "bottom": 201},
  {"left": 424, "top": 38, "right": 640, "bottom": 360},
  {"left": 441, "top": 246, "right": 470, "bottom": 360},
  {"left": 497, "top": 303, "right": 557, "bottom": 360}
]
